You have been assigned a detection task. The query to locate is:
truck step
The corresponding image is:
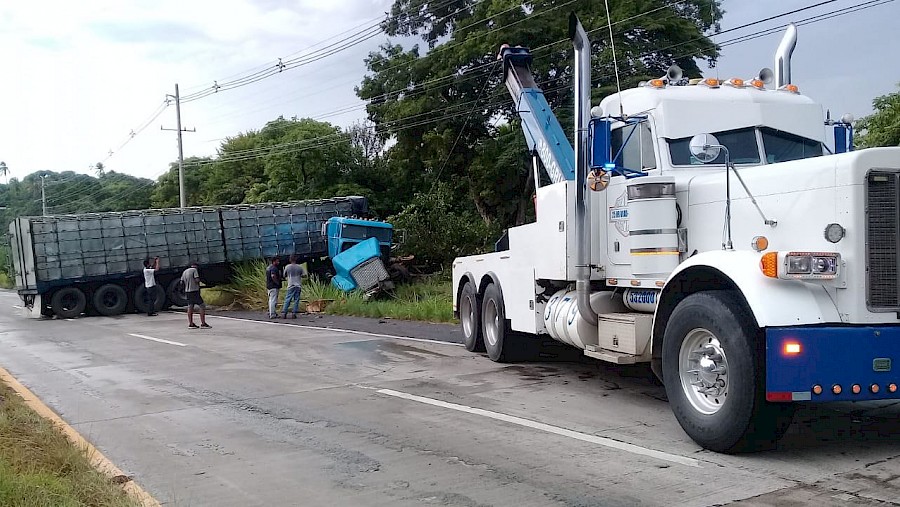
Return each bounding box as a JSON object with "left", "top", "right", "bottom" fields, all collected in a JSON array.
[{"left": 583, "top": 345, "right": 640, "bottom": 364}]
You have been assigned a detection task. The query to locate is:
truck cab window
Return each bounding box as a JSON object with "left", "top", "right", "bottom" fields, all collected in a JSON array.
[
  {"left": 668, "top": 127, "right": 761, "bottom": 165},
  {"left": 760, "top": 127, "right": 822, "bottom": 163},
  {"left": 610, "top": 121, "right": 656, "bottom": 174}
]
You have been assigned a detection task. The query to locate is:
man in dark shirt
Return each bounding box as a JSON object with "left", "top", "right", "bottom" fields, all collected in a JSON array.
[{"left": 266, "top": 257, "right": 282, "bottom": 318}]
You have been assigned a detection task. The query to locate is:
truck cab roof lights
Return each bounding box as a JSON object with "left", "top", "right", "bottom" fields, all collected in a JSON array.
[
  {"left": 748, "top": 78, "right": 767, "bottom": 90},
  {"left": 645, "top": 78, "right": 666, "bottom": 89},
  {"left": 778, "top": 83, "right": 800, "bottom": 93},
  {"left": 724, "top": 78, "right": 745, "bottom": 88},
  {"left": 699, "top": 78, "right": 720, "bottom": 88}
]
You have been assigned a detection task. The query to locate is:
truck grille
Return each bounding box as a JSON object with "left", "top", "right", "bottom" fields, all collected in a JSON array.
[
  {"left": 350, "top": 258, "right": 390, "bottom": 292},
  {"left": 866, "top": 170, "right": 900, "bottom": 310}
]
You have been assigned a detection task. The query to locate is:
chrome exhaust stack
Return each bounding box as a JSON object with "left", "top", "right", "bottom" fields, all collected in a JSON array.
[
  {"left": 774, "top": 24, "right": 797, "bottom": 88},
  {"left": 569, "top": 13, "right": 598, "bottom": 326}
]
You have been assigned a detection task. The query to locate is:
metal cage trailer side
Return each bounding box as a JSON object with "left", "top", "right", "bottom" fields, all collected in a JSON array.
[{"left": 10, "top": 196, "right": 367, "bottom": 319}]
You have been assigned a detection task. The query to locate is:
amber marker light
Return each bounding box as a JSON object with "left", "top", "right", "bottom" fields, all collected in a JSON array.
[
  {"left": 888, "top": 383, "right": 897, "bottom": 393},
  {"left": 783, "top": 342, "right": 801, "bottom": 355},
  {"left": 812, "top": 385, "right": 823, "bottom": 395},
  {"left": 851, "top": 384, "right": 861, "bottom": 394},
  {"left": 832, "top": 384, "right": 842, "bottom": 395},
  {"left": 648, "top": 79, "right": 666, "bottom": 88},
  {"left": 702, "top": 78, "right": 720, "bottom": 88},
  {"left": 760, "top": 251, "right": 778, "bottom": 278},
  {"left": 749, "top": 79, "right": 766, "bottom": 89},
  {"left": 752, "top": 236, "right": 769, "bottom": 252},
  {"left": 779, "top": 84, "right": 799, "bottom": 93},
  {"left": 871, "top": 384, "right": 880, "bottom": 394}
]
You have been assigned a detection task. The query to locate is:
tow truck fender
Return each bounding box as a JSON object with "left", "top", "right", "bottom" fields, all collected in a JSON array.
[{"left": 649, "top": 250, "right": 841, "bottom": 378}]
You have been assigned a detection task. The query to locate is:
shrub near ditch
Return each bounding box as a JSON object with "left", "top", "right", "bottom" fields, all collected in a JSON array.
[{"left": 219, "top": 260, "right": 455, "bottom": 323}]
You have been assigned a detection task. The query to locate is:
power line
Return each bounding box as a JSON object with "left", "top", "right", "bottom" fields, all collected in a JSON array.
[{"left": 182, "top": 0, "right": 892, "bottom": 170}]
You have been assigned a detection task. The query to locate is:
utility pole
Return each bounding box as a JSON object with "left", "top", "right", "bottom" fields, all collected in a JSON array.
[
  {"left": 40, "top": 174, "right": 48, "bottom": 216},
  {"left": 162, "top": 84, "right": 195, "bottom": 208}
]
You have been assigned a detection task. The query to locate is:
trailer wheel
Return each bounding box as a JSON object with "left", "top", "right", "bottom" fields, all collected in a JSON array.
[
  {"left": 92, "top": 284, "right": 128, "bottom": 316},
  {"left": 51, "top": 287, "right": 87, "bottom": 319},
  {"left": 134, "top": 285, "right": 166, "bottom": 314},
  {"left": 482, "top": 283, "right": 514, "bottom": 362},
  {"left": 166, "top": 278, "right": 189, "bottom": 307},
  {"left": 662, "top": 291, "right": 795, "bottom": 453},
  {"left": 460, "top": 281, "right": 484, "bottom": 352}
]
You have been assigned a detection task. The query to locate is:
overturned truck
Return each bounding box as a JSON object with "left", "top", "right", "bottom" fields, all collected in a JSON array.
[{"left": 9, "top": 197, "right": 372, "bottom": 318}]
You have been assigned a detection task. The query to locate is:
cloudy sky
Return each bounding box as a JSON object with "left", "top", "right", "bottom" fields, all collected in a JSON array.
[{"left": 1, "top": 0, "right": 897, "bottom": 185}]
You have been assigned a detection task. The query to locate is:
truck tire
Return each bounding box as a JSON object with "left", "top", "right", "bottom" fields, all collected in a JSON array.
[
  {"left": 51, "top": 287, "right": 87, "bottom": 319},
  {"left": 134, "top": 285, "right": 166, "bottom": 314},
  {"left": 166, "top": 278, "right": 189, "bottom": 307},
  {"left": 92, "top": 284, "right": 128, "bottom": 316},
  {"left": 481, "top": 283, "right": 513, "bottom": 362},
  {"left": 662, "top": 290, "right": 795, "bottom": 453},
  {"left": 460, "top": 281, "right": 484, "bottom": 352}
]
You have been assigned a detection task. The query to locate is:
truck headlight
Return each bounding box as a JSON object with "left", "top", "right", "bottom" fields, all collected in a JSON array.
[
  {"left": 784, "top": 252, "right": 839, "bottom": 279},
  {"left": 760, "top": 251, "right": 840, "bottom": 280}
]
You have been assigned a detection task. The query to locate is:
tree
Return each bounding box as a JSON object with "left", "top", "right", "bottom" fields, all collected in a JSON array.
[
  {"left": 856, "top": 84, "right": 900, "bottom": 148},
  {"left": 151, "top": 156, "right": 212, "bottom": 208},
  {"left": 0, "top": 162, "right": 8, "bottom": 184},
  {"left": 358, "top": 0, "right": 723, "bottom": 233}
]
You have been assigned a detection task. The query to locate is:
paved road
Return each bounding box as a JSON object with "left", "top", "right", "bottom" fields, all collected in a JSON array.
[{"left": 1, "top": 290, "right": 899, "bottom": 506}]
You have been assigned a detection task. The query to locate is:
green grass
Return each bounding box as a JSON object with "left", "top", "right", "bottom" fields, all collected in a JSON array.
[
  {"left": 0, "top": 272, "right": 14, "bottom": 290},
  {"left": 218, "top": 260, "right": 456, "bottom": 323},
  {"left": 325, "top": 276, "right": 455, "bottom": 323},
  {"left": 0, "top": 381, "right": 142, "bottom": 507}
]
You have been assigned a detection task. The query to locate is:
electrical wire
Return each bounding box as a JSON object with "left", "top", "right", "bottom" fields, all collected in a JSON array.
[
  {"left": 69, "top": 0, "right": 891, "bottom": 213},
  {"left": 179, "top": 0, "right": 892, "bottom": 170}
]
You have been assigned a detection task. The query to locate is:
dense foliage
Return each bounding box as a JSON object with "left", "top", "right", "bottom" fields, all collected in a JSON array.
[{"left": 856, "top": 84, "right": 900, "bottom": 148}]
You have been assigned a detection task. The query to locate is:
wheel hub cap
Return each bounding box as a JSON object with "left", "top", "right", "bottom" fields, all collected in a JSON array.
[{"left": 679, "top": 328, "right": 729, "bottom": 415}]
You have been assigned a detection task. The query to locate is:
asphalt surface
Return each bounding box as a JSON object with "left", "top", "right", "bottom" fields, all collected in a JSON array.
[{"left": 1, "top": 290, "right": 900, "bottom": 506}]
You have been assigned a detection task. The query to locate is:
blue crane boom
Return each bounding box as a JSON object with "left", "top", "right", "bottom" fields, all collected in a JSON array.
[{"left": 500, "top": 46, "right": 575, "bottom": 183}]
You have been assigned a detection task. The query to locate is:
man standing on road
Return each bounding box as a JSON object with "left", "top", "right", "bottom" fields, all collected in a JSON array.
[
  {"left": 266, "top": 257, "right": 283, "bottom": 319},
  {"left": 281, "top": 255, "right": 307, "bottom": 319},
  {"left": 181, "top": 262, "right": 211, "bottom": 329},
  {"left": 142, "top": 256, "right": 160, "bottom": 317}
]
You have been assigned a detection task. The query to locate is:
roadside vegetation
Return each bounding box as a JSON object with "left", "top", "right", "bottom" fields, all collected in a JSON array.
[
  {"left": 0, "top": 380, "right": 141, "bottom": 507},
  {"left": 214, "top": 260, "right": 455, "bottom": 323}
]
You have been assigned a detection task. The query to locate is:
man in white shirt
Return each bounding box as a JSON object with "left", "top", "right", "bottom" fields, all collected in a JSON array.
[{"left": 142, "top": 257, "right": 160, "bottom": 316}]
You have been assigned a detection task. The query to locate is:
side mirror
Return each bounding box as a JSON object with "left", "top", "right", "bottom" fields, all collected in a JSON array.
[{"left": 689, "top": 133, "right": 722, "bottom": 163}]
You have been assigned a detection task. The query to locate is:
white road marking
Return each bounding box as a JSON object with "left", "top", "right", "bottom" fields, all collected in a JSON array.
[
  {"left": 11, "top": 305, "right": 22, "bottom": 309},
  {"left": 128, "top": 333, "right": 187, "bottom": 347},
  {"left": 206, "top": 314, "right": 464, "bottom": 347},
  {"left": 375, "top": 388, "right": 701, "bottom": 468}
]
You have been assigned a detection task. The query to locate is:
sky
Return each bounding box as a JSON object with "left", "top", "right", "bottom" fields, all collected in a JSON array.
[{"left": 0, "top": 0, "right": 898, "bottom": 185}]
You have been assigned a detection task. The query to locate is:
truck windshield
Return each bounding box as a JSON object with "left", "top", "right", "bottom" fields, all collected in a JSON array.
[
  {"left": 341, "top": 224, "right": 392, "bottom": 243},
  {"left": 760, "top": 127, "right": 822, "bottom": 163},
  {"left": 668, "top": 128, "right": 761, "bottom": 165}
]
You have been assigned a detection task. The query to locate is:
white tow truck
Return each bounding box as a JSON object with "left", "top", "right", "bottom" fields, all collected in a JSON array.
[{"left": 452, "top": 15, "right": 900, "bottom": 452}]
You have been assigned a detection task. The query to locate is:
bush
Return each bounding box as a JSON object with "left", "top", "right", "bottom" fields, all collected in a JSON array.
[{"left": 389, "top": 183, "right": 497, "bottom": 270}]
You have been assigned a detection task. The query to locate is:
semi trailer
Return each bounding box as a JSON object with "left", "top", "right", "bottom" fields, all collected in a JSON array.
[
  {"left": 9, "top": 196, "right": 390, "bottom": 319},
  {"left": 452, "top": 15, "right": 900, "bottom": 452}
]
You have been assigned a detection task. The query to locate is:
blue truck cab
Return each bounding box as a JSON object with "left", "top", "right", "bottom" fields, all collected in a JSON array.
[{"left": 324, "top": 217, "right": 395, "bottom": 295}]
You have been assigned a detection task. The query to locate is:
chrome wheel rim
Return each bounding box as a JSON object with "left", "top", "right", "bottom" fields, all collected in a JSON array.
[
  {"left": 679, "top": 328, "right": 729, "bottom": 415},
  {"left": 461, "top": 293, "right": 475, "bottom": 338},
  {"left": 484, "top": 298, "right": 499, "bottom": 348}
]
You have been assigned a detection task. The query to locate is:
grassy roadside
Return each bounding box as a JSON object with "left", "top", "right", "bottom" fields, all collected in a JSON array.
[
  {"left": 214, "top": 260, "right": 456, "bottom": 323},
  {"left": 0, "top": 379, "right": 142, "bottom": 507}
]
